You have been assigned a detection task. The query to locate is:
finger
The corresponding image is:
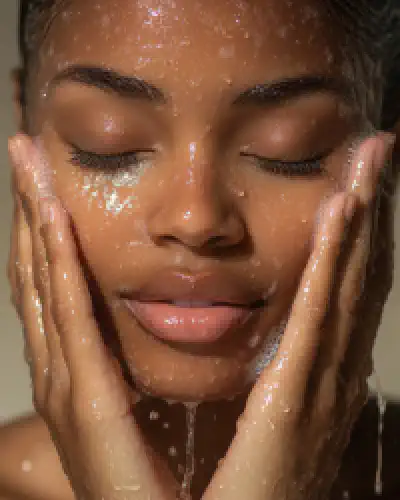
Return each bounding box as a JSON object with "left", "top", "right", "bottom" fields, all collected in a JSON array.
[
  {"left": 10, "top": 135, "right": 70, "bottom": 402},
  {"left": 8, "top": 144, "right": 25, "bottom": 314},
  {"left": 333, "top": 134, "right": 395, "bottom": 367},
  {"left": 40, "top": 198, "right": 129, "bottom": 408},
  {"left": 263, "top": 135, "right": 391, "bottom": 395},
  {"left": 265, "top": 191, "right": 357, "bottom": 400},
  {"left": 8, "top": 197, "right": 22, "bottom": 315},
  {"left": 15, "top": 190, "right": 50, "bottom": 405},
  {"left": 27, "top": 191, "right": 70, "bottom": 400},
  {"left": 11, "top": 134, "right": 125, "bottom": 411},
  {"left": 347, "top": 133, "right": 394, "bottom": 202}
]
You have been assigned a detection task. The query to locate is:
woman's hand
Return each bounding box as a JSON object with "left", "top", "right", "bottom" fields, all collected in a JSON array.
[
  {"left": 203, "top": 133, "right": 395, "bottom": 500},
  {"left": 8, "top": 134, "right": 177, "bottom": 500}
]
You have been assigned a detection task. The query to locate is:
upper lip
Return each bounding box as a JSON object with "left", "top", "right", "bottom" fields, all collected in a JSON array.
[{"left": 118, "top": 268, "right": 266, "bottom": 308}]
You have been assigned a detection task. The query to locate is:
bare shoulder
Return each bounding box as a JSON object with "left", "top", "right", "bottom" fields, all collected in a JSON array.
[{"left": 0, "top": 413, "right": 74, "bottom": 500}]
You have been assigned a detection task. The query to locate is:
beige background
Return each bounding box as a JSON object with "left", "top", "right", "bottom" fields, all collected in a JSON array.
[{"left": 0, "top": 2, "right": 399, "bottom": 422}]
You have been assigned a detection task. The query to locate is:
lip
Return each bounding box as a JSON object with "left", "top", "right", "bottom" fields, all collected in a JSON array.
[
  {"left": 118, "top": 268, "right": 268, "bottom": 344},
  {"left": 123, "top": 301, "right": 259, "bottom": 343}
]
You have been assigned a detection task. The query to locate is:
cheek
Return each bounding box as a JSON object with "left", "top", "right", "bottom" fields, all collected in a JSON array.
[
  {"left": 248, "top": 179, "right": 332, "bottom": 289},
  {"left": 52, "top": 168, "right": 149, "bottom": 289}
]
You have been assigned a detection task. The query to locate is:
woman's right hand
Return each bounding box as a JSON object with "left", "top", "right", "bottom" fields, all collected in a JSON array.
[{"left": 8, "top": 134, "right": 177, "bottom": 500}]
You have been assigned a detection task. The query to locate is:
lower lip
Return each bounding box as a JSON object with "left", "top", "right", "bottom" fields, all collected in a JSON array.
[{"left": 123, "top": 301, "right": 255, "bottom": 343}]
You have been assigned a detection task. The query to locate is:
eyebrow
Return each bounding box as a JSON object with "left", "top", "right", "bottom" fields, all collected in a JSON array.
[
  {"left": 233, "top": 76, "right": 353, "bottom": 105},
  {"left": 50, "top": 66, "right": 351, "bottom": 108},
  {"left": 50, "top": 65, "right": 166, "bottom": 102}
]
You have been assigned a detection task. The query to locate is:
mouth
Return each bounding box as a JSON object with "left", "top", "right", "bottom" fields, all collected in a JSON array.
[
  {"left": 122, "top": 299, "right": 265, "bottom": 344},
  {"left": 118, "top": 268, "right": 271, "bottom": 344}
]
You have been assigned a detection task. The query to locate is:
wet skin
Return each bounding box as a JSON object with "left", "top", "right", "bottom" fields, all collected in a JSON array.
[
  {"left": 27, "top": 0, "right": 365, "bottom": 399},
  {"left": 11, "top": 0, "right": 397, "bottom": 497}
]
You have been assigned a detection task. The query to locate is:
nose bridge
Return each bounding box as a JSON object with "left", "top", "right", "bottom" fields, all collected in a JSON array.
[
  {"left": 168, "top": 139, "right": 226, "bottom": 239},
  {"left": 146, "top": 138, "right": 244, "bottom": 248}
]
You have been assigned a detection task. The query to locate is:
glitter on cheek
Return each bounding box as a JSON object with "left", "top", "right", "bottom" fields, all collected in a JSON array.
[
  {"left": 81, "top": 161, "right": 151, "bottom": 216},
  {"left": 247, "top": 319, "right": 287, "bottom": 381}
]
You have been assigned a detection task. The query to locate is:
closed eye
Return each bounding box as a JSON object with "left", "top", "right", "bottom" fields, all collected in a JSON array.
[
  {"left": 240, "top": 151, "right": 325, "bottom": 177},
  {"left": 69, "top": 146, "right": 155, "bottom": 171}
]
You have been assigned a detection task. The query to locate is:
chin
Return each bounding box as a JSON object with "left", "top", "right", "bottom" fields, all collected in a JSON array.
[
  {"left": 125, "top": 355, "right": 256, "bottom": 403},
  {"left": 110, "top": 298, "right": 285, "bottom": 403}
]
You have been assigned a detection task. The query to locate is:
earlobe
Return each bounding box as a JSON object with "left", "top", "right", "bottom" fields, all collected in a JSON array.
[{"left": 10, "top": 67, "right": 25, "bottom": 132}]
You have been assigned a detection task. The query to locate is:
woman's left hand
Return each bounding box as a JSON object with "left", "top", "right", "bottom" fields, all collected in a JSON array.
[{"left": 203, "top": 133, "right": 395, "bottom": 500}]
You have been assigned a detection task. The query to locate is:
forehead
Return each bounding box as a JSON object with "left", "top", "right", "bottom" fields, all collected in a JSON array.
[{"left": 37, "top": 0, "right": 347, "bottom": 93}]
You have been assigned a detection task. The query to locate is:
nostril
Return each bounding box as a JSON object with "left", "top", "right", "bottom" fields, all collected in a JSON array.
[
  {"left": 207, "top": 235, "right": 225, "bottom": 246},
  {"left": 162, "top": 235, "right": 180, "bottom": 245}
]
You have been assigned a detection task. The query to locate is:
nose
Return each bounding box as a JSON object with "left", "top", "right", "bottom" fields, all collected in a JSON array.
[{"left": 146, "top": 153, "right": 245, "bottom": 250}]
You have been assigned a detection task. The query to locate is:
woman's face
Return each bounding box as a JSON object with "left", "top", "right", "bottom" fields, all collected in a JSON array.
[{"left": 25, "top": 0, "right": 371, "bottom": 401}]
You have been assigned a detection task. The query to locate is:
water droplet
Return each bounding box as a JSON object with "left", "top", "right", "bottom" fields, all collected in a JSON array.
[
  {"left": 21, "top": 460, "right": 33, "bottom": 473},
  {"left": 168, "top": 446, "right": 178, "bottom": 457},
  {"left": 374, "top": 371, "right": 386, "bottom": 496},
  {"left": 149, "top": 411, "right": 160, "bottom": 421},
  {"left": 180, "top": 403, "right": 198, "bottom": 499}
]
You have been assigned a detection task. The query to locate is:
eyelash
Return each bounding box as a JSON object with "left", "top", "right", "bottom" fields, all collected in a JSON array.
[
  {"left": 69, "top": 147, "right": 325, "bottom": 177},
  {"left": 240, "top": 152, "right": 325, "bottom": 177},
  {"left": 69, "top": 147, "right": 153, "bottom": 171}
]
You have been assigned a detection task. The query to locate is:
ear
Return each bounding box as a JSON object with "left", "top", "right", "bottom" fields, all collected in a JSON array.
[{"left": 11, "top": 67, "right": 25, "bottom": 132}]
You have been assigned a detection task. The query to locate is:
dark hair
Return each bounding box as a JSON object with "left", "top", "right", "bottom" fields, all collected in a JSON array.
[{"left": 18, "top": 0, "right": 400, "bottom": 128}]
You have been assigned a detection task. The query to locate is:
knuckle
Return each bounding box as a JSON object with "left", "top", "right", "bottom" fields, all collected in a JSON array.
[
  {"left": 51, "top": 299, "right": 71, "bottom": 332},
  {"left": 47, "top": 246, "right": 62, "bottom": 268}
]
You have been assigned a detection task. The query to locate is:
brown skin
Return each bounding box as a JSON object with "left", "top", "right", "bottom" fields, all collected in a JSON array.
[
  {"left": 3, "top": 134, "right": 394, "bottom": 499},
  {"left": 23, "top": 0, "right": 363, "bottom": 401},
  {"left": 1, "top": 0, "right": 400, "bottom": 498},
  {"left": 7, "top": 130, "right": 390, "bottom": 500}
]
